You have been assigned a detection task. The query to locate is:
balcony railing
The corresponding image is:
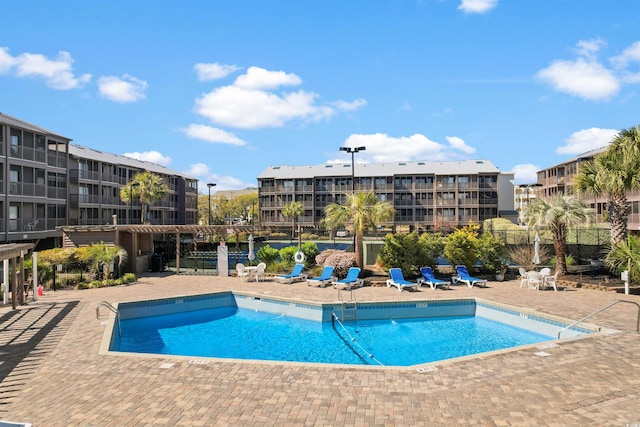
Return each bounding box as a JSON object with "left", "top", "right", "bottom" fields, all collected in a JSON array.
[{"left": 9, "top": 182, "right": 47, "bottom": 197}]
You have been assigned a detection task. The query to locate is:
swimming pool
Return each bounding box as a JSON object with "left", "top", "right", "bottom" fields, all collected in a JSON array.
[{"left": 104, "top": 292, "right": 598, "bottom": 367}]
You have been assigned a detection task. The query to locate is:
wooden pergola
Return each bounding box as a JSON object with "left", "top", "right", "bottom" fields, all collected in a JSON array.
[
  {"left": 60, "top": 224, "right": 252, "bottom": 275},
  {"left": 0, "top": 243, "right": 35, "bottom": 309}
]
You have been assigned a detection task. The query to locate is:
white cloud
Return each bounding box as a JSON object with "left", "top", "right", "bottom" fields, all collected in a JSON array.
[
  {"left": 98, "top": 74, "right": 148, "bottom": 103},
  {"left": 556, "top": 127, "right": 618, "bottom": 155},
  {"left": 0, "top": 47, "right": 17, "bottom": 73},
  {"left": 445, "top": 136, "right": 476, "bottom": 154},
  {"left": 574, "top": 38, "right": 605, "bottom": 60},
  {"left": 123, "top": 150, "right": 172, "bottom": 166},
  {"left": 0, "top": 47, "right": 91, "bottom": 89},
  {"left": 536, "top": 58, "right": 619, "bottom": 100},
  {"left": 184, "top": 162, "right": 253, "bottom": 191},
  {"left": 181, "top": 124, "right": 246, "bottom": 146},
  {"left": 194, "top": 62, "right": 241, "bottom": 81},
  {"left": 511, "top": 164, "right": 540, "bottom": 185},
  {"left": 330, "top": 99, "right": 368, "bottom": 111},
  {"left": 193, "top": 66, "right": 365, "bottom": 129},
  {"left": 458, "top": 0, "right": 497, "bottom": 14},
  {"left": 610, "top": 41, "right": 640, "bottom": 68},
  {"left": 536, "top": 39, "right": 640, "bottom": 101},
  {"left": 196, "top": 86, "right": 323, "bottom": 128},
  {"left": 233, "top": 66, "right": 302, "bottom": 90},
  {"left": 184, "top": 162, "right": 211, "bottom": 177},
  {"left": 335, "top": 133, "right": 476, "bottom": 163}
]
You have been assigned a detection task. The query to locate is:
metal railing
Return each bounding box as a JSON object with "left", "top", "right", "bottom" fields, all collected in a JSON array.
[
  {"left": 557, "top": 300, "right": 640, "bottom": 339},
  {"left": 338, "top": 289, "right": 358, "bottom": 322},
  {"left": 96, "top": 301, "right": 121, "bottom": 337}
]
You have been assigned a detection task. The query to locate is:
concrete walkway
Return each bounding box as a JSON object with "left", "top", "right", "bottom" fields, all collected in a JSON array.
[{"left": 1, "top": 273, "right": 639, "bottom": 426}]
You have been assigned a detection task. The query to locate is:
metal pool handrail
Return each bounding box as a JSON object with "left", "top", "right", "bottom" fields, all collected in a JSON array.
[
  {"left": 97, "top": 301, "right": 121, "bottom": 337},
  {"left": 557, "top": 300, "right": 640, "bottom": 339}
]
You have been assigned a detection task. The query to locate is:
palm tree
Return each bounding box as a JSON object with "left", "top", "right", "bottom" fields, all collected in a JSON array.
[
  {"left": 282, "top": 201, "right": 304, "bottom": 243},
  {"left": 323, "top": 191, "right": 395, "bottom": 268},
  {"left": 120, "top": 172, "right": 170, "bottom": 224},
  {"left": 524, "top": 194, "right": 594, "bottom": 275},
  {"left": 573, "top": 124, "right": 640, "bottom": 246}
]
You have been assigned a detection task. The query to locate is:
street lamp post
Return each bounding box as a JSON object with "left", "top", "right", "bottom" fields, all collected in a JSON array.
[
  {"left": 207, "top": 183, "right": 216, "bottom": 225},
  {"left": 339, "top": 146, "right": 366, "bottom": 250},
  {"left": 339, "top": 146, "right": 366, "bottom": 193},
  {"left": 129, "top": 182, "right": 140, "bottom": 225}
]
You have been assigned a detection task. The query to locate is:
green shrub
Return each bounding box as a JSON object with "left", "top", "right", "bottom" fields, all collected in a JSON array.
[
  {"left": 301, "top": 242, "right": 319, "bottom": 266},
  {"left": 477, "top": 232, "right": 506, "bottom": 274},
  {"left": 257, "top": 245, "right": 279, "bottom": 265},
  {"left": 279, "top": 246, "right": 298, "bottom": 265},
  {"left": 76, "top": 282, "right": 90, "bottom": 290},
  {"left": 444, "top": 223, "right": 481, "bottom": 271},
  {"left": 419, "top": 232, "right": 446, "bottom": 270},
  {"left": 605, "top": 235, "right": 640, "bottom": 282},
  {"left": 378, "top": 232, "right": 426, "bottom": 277},
  {"left": 122, "top": 273, "right": 137, "bottom": 284}
]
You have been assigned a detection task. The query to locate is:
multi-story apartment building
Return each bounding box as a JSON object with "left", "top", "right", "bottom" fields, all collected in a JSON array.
[
  {"left": 514, "top": 183, "right": 540, "bottom": 225},
  {"left": 537, "top": 146, "right": 640, "bottom": 231},
  {"left": 1, "top": 113, "right": 70, "bottom": 244},
  {"left": 258, "top": 160, "right": 515, "bottom": 233},
  {"left": 0, "top": 113, "right": 198, "bottom": 248},
  {"left": 68, "top": 145, "right": 198, "bottom": 227}
]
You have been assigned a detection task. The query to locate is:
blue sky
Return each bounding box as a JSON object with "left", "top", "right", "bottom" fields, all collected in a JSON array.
[{"left": 2, "top": 0, "right": 639, "bottom": 191}]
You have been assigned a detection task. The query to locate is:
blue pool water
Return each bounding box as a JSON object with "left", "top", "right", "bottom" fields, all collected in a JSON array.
[{"left": 114, "top": 306, "right": 552, "bottom": 366}]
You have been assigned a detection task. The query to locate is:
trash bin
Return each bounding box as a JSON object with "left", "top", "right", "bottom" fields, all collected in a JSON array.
[{"left": 151, "top": 254, "right": 162, "bottom": 272}]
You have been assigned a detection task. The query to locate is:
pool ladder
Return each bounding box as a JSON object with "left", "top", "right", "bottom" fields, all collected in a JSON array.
[
  {"left": 96, "top": 301, "right": 121, "bottom": 337},
  {"left": 339, "top": 289, "right": 358, "bottom": 322}
]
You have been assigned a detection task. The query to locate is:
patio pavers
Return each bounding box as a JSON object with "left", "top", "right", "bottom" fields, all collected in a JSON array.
[{"left": 1, "top": 273, "right": 639, "bottom": 426}]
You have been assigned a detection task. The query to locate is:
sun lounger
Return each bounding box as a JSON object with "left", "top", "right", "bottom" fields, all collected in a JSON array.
[
  {"left": 307, "top": 266, "right": 335, "bottom": 288},
  {"left": 332, "top": 267, "right": 363, "bottom": 290},
  {"left": 386, "top": 268, "right": 419, "bottom": 292},
  {"left": 275, "top": 263, "right": 307, "bottom": 284},
  {"left": 454, "top": 265, "right": 487, "bottom": 288},
  {"left": 417, "top": 267, "right": 449, "bottom": 290}
]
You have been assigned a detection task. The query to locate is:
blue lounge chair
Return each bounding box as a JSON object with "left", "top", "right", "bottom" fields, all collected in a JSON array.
[
  {"left": 386, "top": 268, "right": 419, "bottom": 292},
  {"left": 417, "top": 267, "right": 450, "bottom": 290},
  {"left": 332, "top": 267, "right": 363, "bottom": 290},
  {"left": 454, "top": 265, "right": 487, "bottom": 288},
  {"left": 275, "top": 263, "right": 307, "bottom": 284},
  {"left": 307, "top": 266, "right": 335, "bottom": 288}
]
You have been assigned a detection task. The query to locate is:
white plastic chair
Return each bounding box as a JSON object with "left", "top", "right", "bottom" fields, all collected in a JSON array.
[
  {"left": 255, "top": 263, "right": 266, "bottom": 282},
  {"left": 543, "top": 271, "right": 559, "bottom": 291},
  {"left": 236, "top": 263, "right": 249, "bottom": 281},
  {"left": 526, "top": 271, "right": 542, "bottom": 290},
  {"left": 518, "top": 268, "right": 528, "bottom": 288}
]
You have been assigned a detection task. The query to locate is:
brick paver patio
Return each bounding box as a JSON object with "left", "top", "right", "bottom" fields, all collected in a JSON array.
[{"left": 1, "top": 273, "right": 639, "bottom": 426}]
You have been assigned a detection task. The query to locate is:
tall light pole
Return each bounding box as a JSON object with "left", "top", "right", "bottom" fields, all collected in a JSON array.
[
  {"left": 207, "top": 183, "right": 216, "bottom": 225},
  {"left": 339, "top": 146, "right": 366, "bottom": 250},
  {"left": 339, "top": 146, "right": 366, "bottom": 193}
]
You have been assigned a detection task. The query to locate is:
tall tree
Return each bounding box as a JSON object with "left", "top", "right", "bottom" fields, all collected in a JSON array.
[
  {"left": 282, "top": 201, "right": 304, "bottom": 243},
  {"left": 573, "top": 124, "right": 640, "bottom": 246},
  {"left": 120, "top": 172, "right": 169, "bottom": 224},
  {"left": 524, "top": 194, "right": 594, "bottom": 275},
  {"left": 323, "top": 191, "right": 395, "bottom": 268}
]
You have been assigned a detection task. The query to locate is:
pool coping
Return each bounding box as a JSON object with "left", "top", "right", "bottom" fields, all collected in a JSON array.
[{"left": 98, "top": 291, "right": 620, "bottom": 371}]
